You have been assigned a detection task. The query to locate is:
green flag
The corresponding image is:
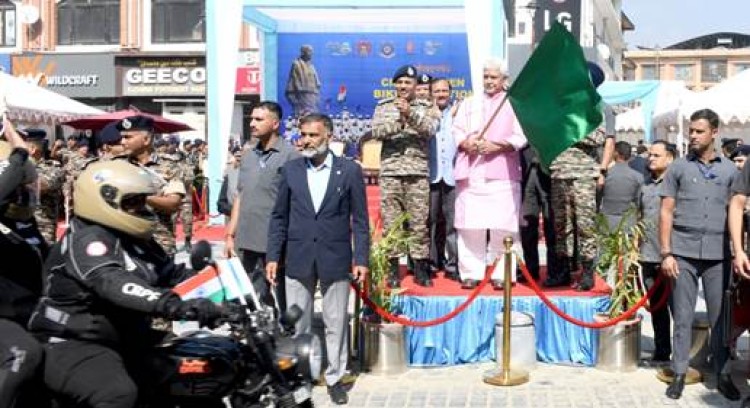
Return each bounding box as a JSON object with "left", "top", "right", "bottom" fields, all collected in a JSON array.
[{"left": 508, "top": 22, "right": 603, "bottom": 169}]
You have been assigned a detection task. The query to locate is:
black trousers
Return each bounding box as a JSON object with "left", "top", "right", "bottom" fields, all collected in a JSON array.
[
  {"left": 428, "top": 181, "right": 457, "bottom": 273},
  {"left": 240, "top": 249, "right": 284, "bottom": 310},
  {"left": 520, "top": 214, "right": 557, "bottom": 280},
  {"left": 0, "top": 319, "right": 44, "bottom": 408},
  {"left": 43, "top": 340, "right": 138, "bottom": 408},
  {"left": 642, "top": 261, "right": 672, "bottom": 358}
]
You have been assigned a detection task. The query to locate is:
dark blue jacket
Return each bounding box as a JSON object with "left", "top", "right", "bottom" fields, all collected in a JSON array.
[{"left": 267, "top": 154, "right": 370, "bottom": 282}]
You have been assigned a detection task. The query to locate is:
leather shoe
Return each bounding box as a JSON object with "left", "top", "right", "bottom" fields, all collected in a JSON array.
[
  {"left": 717, "top": 373, "right": 741, "bottom": 401},
  {"left": 327, "top": 382, "right": 348, "bottom": 405},
  {"left": 665, "top": 374, "right": 685, "bottom": 399},
  {"left": 491, "top": 279, "right": 504, "bottom": 290},
  {"left": 461, "top": 279, "right": 478, "bottom": 289},
  {"left": 543, "top": 274, "right": 570, "bottom": 288}
]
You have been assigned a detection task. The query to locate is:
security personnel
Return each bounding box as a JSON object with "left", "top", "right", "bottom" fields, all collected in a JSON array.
[
  {"left": 29, "top": 160, "right": 222, "bottom": 408},
  {"left": 117, "top": 115, "right": 185, "bottom": 256},
  {"left": 95, "top": 121, "right": 125, "bottom": 160},
  {"left": 24, "top": 128, "right": 65, "bottom": 245},
  {"left": 179, "top": 145, "right": 195, "bottom": 252},
  {"left": 0, "top": 122, "right": 46, "bottom": 408},
  {"left": 371, "top": 65, "right": 439, "bottom": 287}
]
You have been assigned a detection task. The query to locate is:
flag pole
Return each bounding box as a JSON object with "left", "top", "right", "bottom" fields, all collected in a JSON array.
[{"left": 476, "top": 92, "right": 510, "bottom": 142}]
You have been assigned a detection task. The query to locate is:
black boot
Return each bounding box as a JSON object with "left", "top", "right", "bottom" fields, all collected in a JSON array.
[
  {"left": 387, "top": 258, "right": 401, "bottom": 288},
  {"left": 544, "top": 256, "right": 571, "bottom": 287},
  {"left": 666, "top": 374, "right": 685, "bottom": 399},
  {"left": 414, "top": 260, "right": 434, "bottom": 287},
  {"left": 717, "top": 373, "right": 741, "bottom": 401},
  {"left": 577, "top": 260, "right": 595, "bottom": 291}
]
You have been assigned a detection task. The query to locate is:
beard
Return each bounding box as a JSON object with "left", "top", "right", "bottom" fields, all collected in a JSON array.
[{"left": 301, "top": 142, "right": 328, "bottom": 159}]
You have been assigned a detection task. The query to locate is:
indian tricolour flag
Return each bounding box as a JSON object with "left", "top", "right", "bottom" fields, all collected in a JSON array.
[{"left": 174, "top": 257, "right": 254, "bottom": 303}]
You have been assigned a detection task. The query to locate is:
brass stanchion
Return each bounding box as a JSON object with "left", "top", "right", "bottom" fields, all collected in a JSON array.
[{"left": 483, "top": 237, "right": 529, "bottom": 386}]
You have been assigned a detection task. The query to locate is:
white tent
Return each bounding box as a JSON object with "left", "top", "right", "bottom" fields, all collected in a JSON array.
[
  {"left": 0, "top": 71, "right": 103, "bottom": 125},
  {"left": 682, "top": 69, "right": 750, "bottom": 124},
  {"left": 615, "top": 81, "right": 692, "bottom": 132}
]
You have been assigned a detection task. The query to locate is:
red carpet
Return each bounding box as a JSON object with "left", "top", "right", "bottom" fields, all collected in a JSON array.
[{"left": 396, "top": 266, "right": 610, "bottom": 298}]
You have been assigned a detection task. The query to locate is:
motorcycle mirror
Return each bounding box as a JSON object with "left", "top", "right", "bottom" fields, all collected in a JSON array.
[{"left": 190, "top": 240, "right": 213, "bottom": 270}]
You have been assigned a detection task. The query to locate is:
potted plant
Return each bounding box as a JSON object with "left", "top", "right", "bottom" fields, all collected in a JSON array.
[
  {"left": 592, "top": 207, "right": 648, "bottom": 372},
  {"left": 360, "top": 212, "right": 412, "bottom": 375}
]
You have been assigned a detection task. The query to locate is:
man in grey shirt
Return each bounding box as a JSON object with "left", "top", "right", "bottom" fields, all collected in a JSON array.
[
  {"left": 225, "top": 101, "right": 300, "bottom": 304},
  {"left": 599, "top": 141, "right": 644, "bottom": 230},
  {"left": 660, "top": 108, "right": 740, "bottom": 401},
  {"left": 639, "top": 140, "right": 675, "bottom": 364}
]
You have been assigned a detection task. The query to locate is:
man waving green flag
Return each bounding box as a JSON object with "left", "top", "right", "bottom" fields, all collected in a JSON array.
[{"left": 508, "top": 21, "right": 603, "bottom": 168}]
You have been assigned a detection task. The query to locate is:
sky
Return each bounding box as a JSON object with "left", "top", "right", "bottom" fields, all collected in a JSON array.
[{"left": 622, "top": 0, "right": 750, "bottom": 49}]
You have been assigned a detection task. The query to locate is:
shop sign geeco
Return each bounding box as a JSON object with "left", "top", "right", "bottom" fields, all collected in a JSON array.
[{"left": 121, "top": 58, "right": 206, "bottom": 96}]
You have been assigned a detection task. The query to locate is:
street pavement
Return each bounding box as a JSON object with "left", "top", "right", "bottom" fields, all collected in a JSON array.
[{"left": 176, "top": 244, "right": 750, "bottom": 407}]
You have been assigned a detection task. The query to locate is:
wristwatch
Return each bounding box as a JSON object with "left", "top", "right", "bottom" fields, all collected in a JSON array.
[{"left": 660, "top": 251, "right": 673, "bottom": 259}]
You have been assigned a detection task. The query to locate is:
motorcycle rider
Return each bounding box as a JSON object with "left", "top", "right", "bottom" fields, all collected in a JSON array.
[
  {"left": 28, "top": 159, "right": 223, "bottom": 408},
  {"left": 0, "top": 118, "right": 48, "bottom": 408}
]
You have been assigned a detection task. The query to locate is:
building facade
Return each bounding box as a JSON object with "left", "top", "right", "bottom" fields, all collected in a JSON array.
[
  {"left": 505, "top": 0, "right": 632, "bottom": 80},
  {"left": 0, "top": 0, "right": 261, "bottom": 140},
  {"left": 624, "top": 33, "right": 750, "bottom": 91}
]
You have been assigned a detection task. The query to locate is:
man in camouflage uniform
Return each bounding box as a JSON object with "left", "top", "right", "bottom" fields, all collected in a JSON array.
[
  {"left": 22, "top": 129, "right": 65, "bottom": 244},
  {"left": 178, "top": 140, "right": 195, "bottom": 252},
  {"left": 117, "top": 115, "right": 185, "bottom": 256},
  {"left": 371, "top": 65, "right": 440, "bottom": 287},
  {"left": 62, "top": 138, "right": 93, "bottom": 226},
  {"left": 545, "top": 62, "right": 615, "bottom": 291}
]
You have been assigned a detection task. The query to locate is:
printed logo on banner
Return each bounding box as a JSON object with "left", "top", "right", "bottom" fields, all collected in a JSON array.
[
  {"left": 356, "top": 41, "right": 372, "bottom": 57},
  {"left": 379, "top": 42, "right": 396, "bottom": 58},
  {"left": 326, "top": 41, "right": 352, "bottom": 56},
  {"left": 405, "top": 40, "right": 416, "bottom": 55},
  {"left": 423, "top": 40, "right": 442, "bottom": 56}
]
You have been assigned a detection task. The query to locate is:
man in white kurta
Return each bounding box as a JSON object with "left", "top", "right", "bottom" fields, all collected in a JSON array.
[{"left": 452, "top": 59, "right": 527, "bottom": 289}]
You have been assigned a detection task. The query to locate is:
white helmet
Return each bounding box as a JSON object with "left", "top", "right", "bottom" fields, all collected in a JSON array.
[{"left": 73, "top": 160, "right": 158, "bottom": 239}]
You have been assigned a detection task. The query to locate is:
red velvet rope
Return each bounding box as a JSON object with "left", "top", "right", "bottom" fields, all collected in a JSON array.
[
  {"left": 350, "top": 262, "right": 495, "bottom": 327},
  {"left": 516, "top": 253, "right": 666, "bottom": 329}
]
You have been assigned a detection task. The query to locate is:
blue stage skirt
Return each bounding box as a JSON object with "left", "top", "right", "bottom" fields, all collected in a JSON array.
[{"left": 393, "top": 295, "right": 610, "bottom": 366}]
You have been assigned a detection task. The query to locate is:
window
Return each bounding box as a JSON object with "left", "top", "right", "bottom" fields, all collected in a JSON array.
[
  {"left": 673, "top": 64, "right": 694, "bottom": 82},
  {"left": 701, "top": 59, "right": 727, "bottom": 83},
  {"left": 0, "top": 1, "right": 15, "bottom": 47},
  {"left": 57, "top": 0, "right": 120, "bottom": 45},
  {"left": 623, "top": 66, "right": 635, "bottom": 81},
  {"left": 641, "top": 64, "right": 657, "bottom": 80},
  {"left": 152, "top": 0, "right": 204, "bottom": 43},
  {"left": 517, "top": 22, "right": 526, "bottom": 36}
]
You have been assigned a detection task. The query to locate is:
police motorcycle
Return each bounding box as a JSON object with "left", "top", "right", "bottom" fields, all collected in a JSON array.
[{"left": 150, "top": 241, "right": 322, "bottom": 408}]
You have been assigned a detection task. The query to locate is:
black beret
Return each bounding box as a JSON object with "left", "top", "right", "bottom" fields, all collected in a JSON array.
[
  {"left": 167, "top": 135, "right": 180, "bottom": 145},
  {"left": 75, "top": 138, "right": 90, "bottom": 148},
  {"left": 730, "top": 144, "right": 750, "bottom": 159},
  {"left": 392, "top": 65, "right": 417, "bottom": 82},
  {"left": 96, "top": 122, "right": 121, "bottom": 146},
  {"left": 154, "top": 139, "right": 167, "bottom": 147},
  {"left": 721, "top": 137, "right": 741, "bottom": 148},
  {"left": 20, "top": 128, "right": 47, "bottom": 141},
  {"left": 193, "top": 139, "right": 205, "bottom": 146},
  {"left": 116, "top": 115, "right": 154, "bottom": 132},
  {"left": 587, "top": 61, "right": 605, "bottom": 89},
  {"left": 417, "top": 73, "right": 432, "bottom": 85}
]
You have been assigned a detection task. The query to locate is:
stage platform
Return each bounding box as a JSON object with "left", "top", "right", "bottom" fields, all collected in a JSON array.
[{"left": 392, "top": 270, "right": 611, "bottom": 367}]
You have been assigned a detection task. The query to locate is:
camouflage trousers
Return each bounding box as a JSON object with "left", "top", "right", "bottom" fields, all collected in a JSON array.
[
  {"left": 181, "top": 190, "right": 193, "bottom": 239},
  {"left": 380, "top": 175, "right": 430, "bottom": 260},
  {"left": 154, "top": 219, "right": 177, "bottom": 256},
  {"left": 551, "top": 177, "right": 597, "bottom": 263}
]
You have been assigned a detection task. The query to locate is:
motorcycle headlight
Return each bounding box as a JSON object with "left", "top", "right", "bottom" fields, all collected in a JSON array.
[{"left": 277, "top": 333, "right": 322, "bottom": 381}]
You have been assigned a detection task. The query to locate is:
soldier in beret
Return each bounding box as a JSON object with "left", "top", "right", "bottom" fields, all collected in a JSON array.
[
  {"left": 371, "top": 65, "right": 440, "bottom": 287},
  {"left": 117, "top": 115, "right": 185, "bottom": 256},
  {"left": 415, "top": 73, "right": 433, "bottom": 101},
  {"left": 95, "top": 121, "right": 125, "bottom": 160},
  {"left": 21, "top": 129, "right": 65, "bottom": 245}
]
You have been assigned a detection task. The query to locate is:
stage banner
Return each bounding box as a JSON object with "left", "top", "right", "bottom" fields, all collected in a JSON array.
[{"left": 277, "top": 32, "right": 472, "bottom": 147}]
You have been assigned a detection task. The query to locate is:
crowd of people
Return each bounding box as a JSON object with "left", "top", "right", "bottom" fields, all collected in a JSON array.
[{"left": 4, "top": 56, "right": 750, "bottom": 408}]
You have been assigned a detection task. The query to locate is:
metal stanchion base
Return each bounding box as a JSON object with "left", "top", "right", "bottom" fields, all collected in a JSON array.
[
  {"left": 656, "top": 367, "right": 702, "bottom": 384},
  {"left": 482, "top": 368, "right": 529, "bottom": 386}
]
